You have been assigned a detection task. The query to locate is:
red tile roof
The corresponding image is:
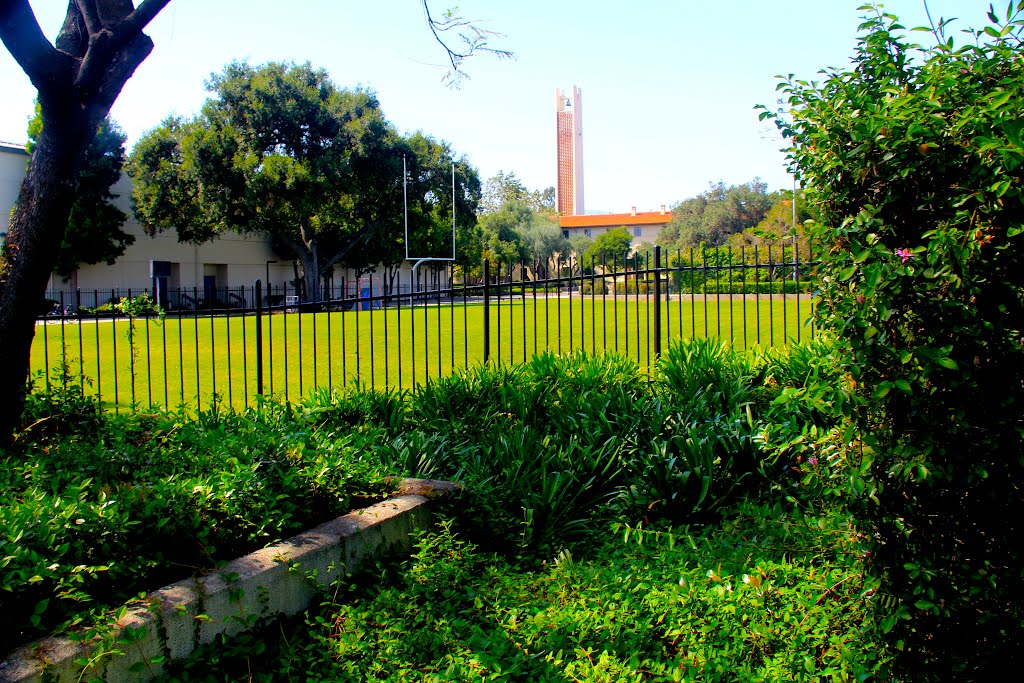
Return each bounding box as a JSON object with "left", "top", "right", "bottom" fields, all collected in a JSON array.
[{"left": 559, "top": 212, "right": 671, "bottom": 228}]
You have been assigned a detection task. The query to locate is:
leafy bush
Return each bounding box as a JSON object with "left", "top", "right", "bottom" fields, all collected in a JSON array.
[
  {"left": 1, "top": 389, "right": 396, "bottom": 646},
  {"left": 613, "top": 280, "right": 651, "bottom": 295},
  {"left": 765, "top": 4, "right": 1024, "bottom": 678},
  {"left": 164, "top": 502, "right": 888, "bottom": 682}
]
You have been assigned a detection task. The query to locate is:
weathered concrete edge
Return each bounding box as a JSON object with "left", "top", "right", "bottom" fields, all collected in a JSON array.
[{"left": 0, "top": 478, "right": 459, "bottom": 683}]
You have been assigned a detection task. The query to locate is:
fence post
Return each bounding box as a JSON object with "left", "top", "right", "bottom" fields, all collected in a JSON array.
[
  {"left": 653, "top": 246, "right": 662, "bottom": 359},
  {"left": 255, "top": 280, "right": 264, "bottom": 397},
  {"left": 483, "top": 259, "right": 491, "bottom": 364}
]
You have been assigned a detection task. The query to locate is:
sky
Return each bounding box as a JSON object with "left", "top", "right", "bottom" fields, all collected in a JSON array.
[{"left": 0, "top": 0, "right": 991, "bottom": 214}]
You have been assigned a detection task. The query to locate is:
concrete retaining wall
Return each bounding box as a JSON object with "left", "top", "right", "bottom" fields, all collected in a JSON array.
[{"left": 0, "top": 479, "right": 457, "bottom": 682}]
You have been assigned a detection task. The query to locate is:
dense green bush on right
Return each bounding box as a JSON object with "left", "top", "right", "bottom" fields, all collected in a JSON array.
[{"left": 764, "top": 4, "right": 1024, "bottom": 679}]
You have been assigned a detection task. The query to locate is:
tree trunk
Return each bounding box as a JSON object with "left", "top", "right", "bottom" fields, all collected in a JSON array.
[
  {"left": 0, "top": 118, "right": 87, "bottom": 439},
  {"left": 0, "top": 1, "right": 166, "bottom": 445}
]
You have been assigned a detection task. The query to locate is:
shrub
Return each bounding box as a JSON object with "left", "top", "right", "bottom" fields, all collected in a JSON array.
[
  {"left": 2, "top": 389, "right": 395, "bottom": 646},
  {"left": 765, "top": 5, "right": 1024, "bottom": 678}
]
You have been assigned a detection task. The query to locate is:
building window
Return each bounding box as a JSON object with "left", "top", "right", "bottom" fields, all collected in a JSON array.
[
  {"left": 633, "top": 227, "right": 643, "bottom": 237},
  {"left": 583, "top": 228, "right": 592, "bottom": 238},
  {"left": 562, "top": 230, "right": 569, "bottom": 239}
]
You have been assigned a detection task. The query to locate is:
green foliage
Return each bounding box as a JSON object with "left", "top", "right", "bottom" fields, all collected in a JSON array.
[
  {"left": 764, "top": 3, "right": 1024, "bottom": 678},
  {"left": 165, "top": 502, "right": 887, "bottom": 682},
  {"left": 129, "top": 61, "right": 480, "bottom": 301},
  {"left": 4, "top": 338, "right": 849, "bottom": 665},
  {"left": 727, "top": 190, "right": 815, "bottom": 253},
  {"left": 583, "top": 227, "right": 633, "bottom": 265},
  {"left": 479, "top": 170, "right": 555, "bottom": 216},
  {"left": 1, "top": 388, "right": 395, "bottom": 647},
  {"left": 659, "top": 179, "right": 774, "bottom": 249},
  {"left": 26, "top": 105, "right": 133, "bottom": 279}
]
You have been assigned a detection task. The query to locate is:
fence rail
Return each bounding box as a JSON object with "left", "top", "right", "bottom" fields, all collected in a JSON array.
[{"left": 32, "top": 245, "right": 818, "bottom": 410}]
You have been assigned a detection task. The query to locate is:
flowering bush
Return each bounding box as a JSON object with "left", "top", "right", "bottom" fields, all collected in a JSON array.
[{"left": 762, "top": 4, "right": 1024, "bottom": 679}]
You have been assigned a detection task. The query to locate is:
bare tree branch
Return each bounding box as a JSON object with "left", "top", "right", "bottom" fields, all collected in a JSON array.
[
  {"left": 421, "top": 0, "right": 513, "bottom": 87},
  {"left": 121, "top": 0, "right": 174, "bottom": 37}
]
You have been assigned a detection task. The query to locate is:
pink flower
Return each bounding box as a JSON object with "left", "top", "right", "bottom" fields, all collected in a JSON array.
[
  {"left": 895, "top": 248, "right": 914, "bottom": 263},
  {"left": 808, "top": 455, "right": 819, "bottom": 466}
]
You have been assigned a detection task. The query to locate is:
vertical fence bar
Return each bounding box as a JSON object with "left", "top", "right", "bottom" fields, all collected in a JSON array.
[
  {"left": 341, "top": 280, "right": 348, "bottom": 387},
  {"left": 438, "top": 270, "right": 444, "bottom": 378},
  {"left": 369, "top": 277, "right": 376, "bottom": 390},
  {"left": 768, "top": 244, "right": 775, "bottom": 347},
  {"left": 653, "top": 246, "right": 662, "bottom": 360},
  {"left": 423, "top": 271, "right": 430, "bottom": 378},
  {"left": 313, "top": 288, "right": 320, "bottom": 391},
  {"left": 601, "top": 255, "right": 608, "bottom": 352},
  {"left": 612, "top": 255, "right": 619, "bottom": 353},
  {"left": 754, "top": 246, "right": 761, "bottom": 346},
  {"left": 268, "top": 283, "right": 275, "bottom": 395},
  {"left": 241, "top": 287, "right": 249, "bottom": 406},
  {"left": 94, "top": 291, "right": 102, "bottom": 404},
  {"left": 396, "top": 276, "right": 403, "bottom": 387},
  {"left": 531, "top": 266, "right": 538, "bottom": 360},
  {"left": 408, "top": 270, "right": 415, "bottom": 384},
  {"left": 450, "top": 266, "right": 456, "bottom": 374},
  {"left": 225, "top": 288, "right": 233, "bottom": 407},
  {"left": 522, "top": 262, "right": 528, "bottom": 364},
  {"left": 496, "top": 263, "right": 503, "bottom": 365},
  {"left": 790, "top": 242, "right": 798, "bottom": 344},
  {"left": 327, "top": 280, "right": 334, "bottom": 391},
  {"left": 298, "top": 285, "right": 304, "bottom": 395},
  {"left": 741, "top": 246, "right": 748, "bottom": 351},
  {"left": 283, "top": 284, "right": 290, "bottom": 401},
  {"left": 462, "top": 270, "right": 469, "bottom": 370},
  {"left": 483, "top": 259, "right": 491, "bottom": 364},
  {"left": 380, "top": 276, "right": 387, "bottom": 387},
  {"left": 781, "top": 243, "right": 789, "bottom": 346},
  {"left": 726, "top": 247, "right": 734, "bottom": 346},
  {"left": 256, "top": 281, "right": 264, "bottom": 397}
]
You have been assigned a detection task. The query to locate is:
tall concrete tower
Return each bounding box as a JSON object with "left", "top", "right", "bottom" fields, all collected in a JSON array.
[{"left": 555, "top": 86, "right": 584, "bottom": 216}]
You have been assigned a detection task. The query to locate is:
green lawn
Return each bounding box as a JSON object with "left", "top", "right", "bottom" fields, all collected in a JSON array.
[{"left": 31, "top": 294, "right": 815, "bottom": 410}]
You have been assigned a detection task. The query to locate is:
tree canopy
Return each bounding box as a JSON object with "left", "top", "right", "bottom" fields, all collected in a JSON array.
[
  {"left": 658, "top": 180, "right": 774, "bottom": 250},
  {"left": 0, "top": 1, "right": 507, "bottom": 443},
  {"left": 480, "top": 171, "right": 555, "bottom": 215},
  {"left": 583, "top": 228, "right": 633, "bottom": 267},
  {"left": 130, "top": 61, "right": 479, "bottom": 301}
]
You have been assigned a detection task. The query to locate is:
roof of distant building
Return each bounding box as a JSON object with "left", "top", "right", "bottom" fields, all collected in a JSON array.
[
  {"left": 559, "top": 211, "right": 671, "bottom": 228},
  {"left": 0, "top": 141, "right": 28, "bottom": 156}
]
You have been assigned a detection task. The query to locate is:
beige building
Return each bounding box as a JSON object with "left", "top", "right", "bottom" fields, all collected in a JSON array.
[
  {"left": 560, "top": 207, "right": 672, "bottom": 250},
  {"left": 1, "top": 143, "right": 446, "bottom": 309}
]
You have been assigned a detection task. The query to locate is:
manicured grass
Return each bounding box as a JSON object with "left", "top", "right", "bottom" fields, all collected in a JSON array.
[{"left": 31, "top": 295, "right": 815, "bottom": 410}]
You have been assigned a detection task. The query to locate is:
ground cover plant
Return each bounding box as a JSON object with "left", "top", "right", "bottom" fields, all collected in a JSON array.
[
  {"left": 0, "top": 374, "right": 399, "bottom": 647},
  {"left": 162, "top": 503, "right": 883, "bottom": 682}
]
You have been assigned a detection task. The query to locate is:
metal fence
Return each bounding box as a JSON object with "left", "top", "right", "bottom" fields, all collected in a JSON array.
[{"left": 33, "top": 245, "right": 818, "bottom": 410}]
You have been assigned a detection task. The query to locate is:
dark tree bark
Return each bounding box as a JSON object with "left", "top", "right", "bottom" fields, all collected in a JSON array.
[{"left": 0, "top": 0, "right": 170, "bottom": 445}]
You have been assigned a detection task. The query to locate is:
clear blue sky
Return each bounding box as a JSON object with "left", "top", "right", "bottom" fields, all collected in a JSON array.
[{"left": 0, "top": 0, "right": 988, "bottom": 213}]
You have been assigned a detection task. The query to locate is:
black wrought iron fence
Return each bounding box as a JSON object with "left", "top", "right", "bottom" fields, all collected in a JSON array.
[{"left": 33, "top": 245, "right": 818, "bottom": 410}]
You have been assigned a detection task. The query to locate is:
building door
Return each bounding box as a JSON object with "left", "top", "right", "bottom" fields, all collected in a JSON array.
[
  {"left": 152, "top": 261, "right": 172, "bottom": 309},
  {"left": 203, "top": 275, "right": 216, "bottom": 306}
]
